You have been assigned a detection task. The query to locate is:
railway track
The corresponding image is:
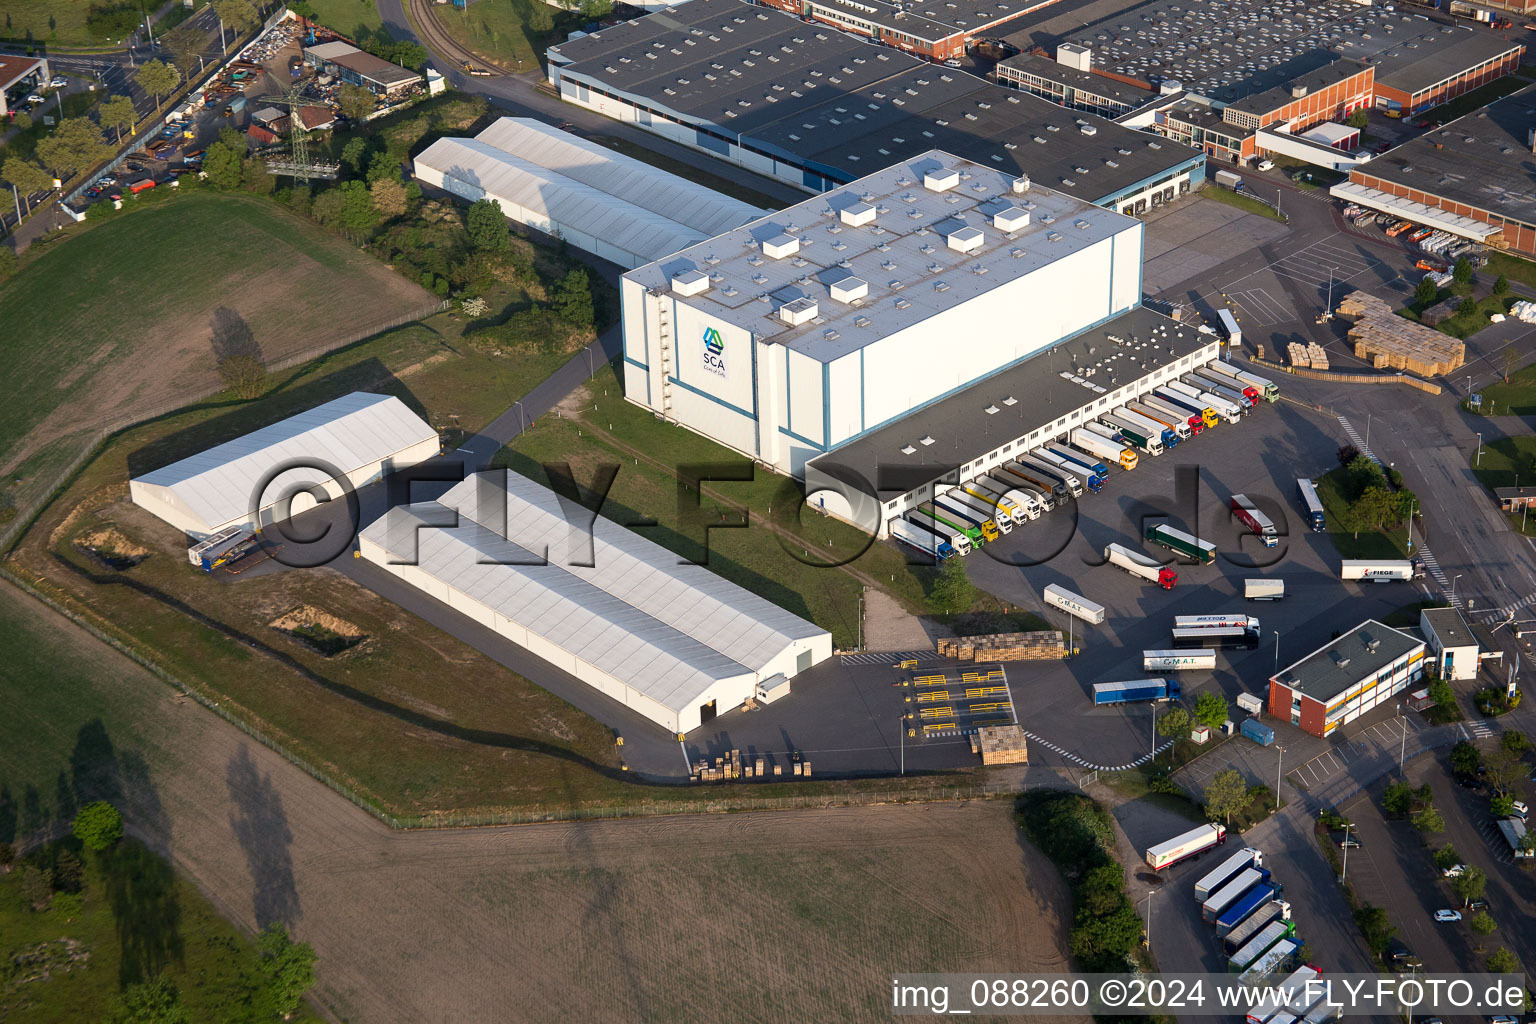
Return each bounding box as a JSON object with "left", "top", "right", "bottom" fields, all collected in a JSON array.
[{"left": 407, "top": 0, "right": 508, "bottom": 77}]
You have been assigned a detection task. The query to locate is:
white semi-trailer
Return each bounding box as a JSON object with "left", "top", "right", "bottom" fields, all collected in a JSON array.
[
  {"left": 972, "top": 477, "right": 1041, "bottom": 520},
  {"left": 1340, "top": 559, "right": 1424, "bottom": 582},
  {"left": 943, "top": 489, "right": 1012, "bottom": 534},
  {"left": 1071, "top": 428, "right": 1138, "bottom": 470},
  {"left": 1144, "top": 649, "right": 1216, "bottom": 671},
  {"left": 1104, "top": 542, "right": 1177, "bottom": 589},
  {"left": 960, "top": 482, "right": 1029, "bottom": 525},
  {"left": 1043, "top": 583, "right": 1107, "bottom": 624},
  {"left": 892, "top": 518, "right": 956, "bottom": 561}
]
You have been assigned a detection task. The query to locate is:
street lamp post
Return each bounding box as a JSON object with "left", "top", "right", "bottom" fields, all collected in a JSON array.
[
  {"left": 1340, "top": 822, "right": 1354, "bottom": 882},
  {"left": 1366, "top": 412, "right": 1371, "bottom": 451},
  {"left": 1141, "top": 889, "right": 1156, "bottom": 950},
  {"left": 1452, "top": 573, "right": 1464, "bottom": 607},
  {"left": 1408, "top": 497, "right": 1416, "bottom": 552},
  {"left": 1477, "top": 432, "right": 1484, "bottom": 467},
  {"left": 1399, "top": 703, "right": 1408, "bottom": 777},
  {"left": 1274, "top": 630, "right": 1281, "bottom": 672},
  {"left": 1151, "top": 702, "right": 1158, "bottom": 760},
  {"left": 1276, "top": 745, "right": 1284, "bottom": 811}
]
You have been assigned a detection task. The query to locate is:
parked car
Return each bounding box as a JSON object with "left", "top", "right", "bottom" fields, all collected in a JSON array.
[
  {"left": 48, "top": 75, "right": 67, "bottom": 88},
  {"left": 1442, "top": 863, "right": 1469, "bottom": 878},
  {"left": 943, "top": 58, "right": 963, "bottom": 67},
  {"left": 26, "top": 93, "right": 44, "bottom": 105},
  {"left": 1334, "top": 833, "right": 1362, "bottom": 848},
  {"left": 1257, "top": 158, "right": 1275, "bottom": 170},
  {"left": 1466, "top": 898, "right": 1490, "bottom": 910},
  {"left": 1513, "top": 800, "right": 1528, "bottom": 819},
  {"left": 1434, "top": 909, "right": 1463, "bottom": 922},
  {"left": 84, "top": 186, "right": 102, "bottom": 198}
]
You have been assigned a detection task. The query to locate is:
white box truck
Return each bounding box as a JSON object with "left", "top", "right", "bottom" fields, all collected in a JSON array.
[
  {"left": 1245, "top": 578, "right": 1285, "bottom": 600},
  {"left": 1043, "top": 583, "right": 1106, "bottom": 624}
]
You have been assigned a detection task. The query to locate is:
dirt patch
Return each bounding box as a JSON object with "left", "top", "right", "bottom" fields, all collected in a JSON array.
[
  {"left": 553, "top": 382, "right": 593, "bottom": 419},
  {"left": 270, "top": 605, "right": 366, "bottom": 657},
  {"left": 73, "top": 527, "right": 152, "bottom": 570}
]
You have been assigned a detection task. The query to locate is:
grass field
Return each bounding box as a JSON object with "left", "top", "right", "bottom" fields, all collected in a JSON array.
[
  {"left": 2, "top": 0, "right": 129, "bottom": 45},
  {"left": 430, "top": 0, "right": 577, "bottom": 70},
  {"left": 1201, "top": 184, "right": 1285, "bottom": 221},
  {"left": 496, "top": 361, "right": 944, "bottom": 649},
  {"left": 302, "top": 0, "right": 386, "bottom": 42},
  {"left": 1476, "top": 352, "right": 1536, "bottom": 415},
  {"left": 1470, "top": 435, "right": 1536, "bottom": 536},
  {"left": 1314, "top": 466, "right": 1413, "bottom": 559}
]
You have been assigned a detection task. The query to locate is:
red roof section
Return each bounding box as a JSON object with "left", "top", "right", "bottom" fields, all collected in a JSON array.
[{"left": 0, "top": 54, "right": 45, "bottom": 91}]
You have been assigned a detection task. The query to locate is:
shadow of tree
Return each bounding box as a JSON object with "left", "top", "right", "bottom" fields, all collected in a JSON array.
[
  {"left": 226, "top": 744, "right": 300, "bottom": 929},
  {"left": 102, "top": 838, "right": 185, "bottom": 986}
]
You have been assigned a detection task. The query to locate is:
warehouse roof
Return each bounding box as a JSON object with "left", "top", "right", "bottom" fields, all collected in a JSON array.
[
  {"left": 548, "top": 0, "right": 1202, "bottom": 204},
  {"left": 1373, "top": 30, "right": 1522, "bottom": 96},
  {"left": 624, "top": 148, "right": 1138, "bottom": 361},
  {"left": 1223, "top": 58, "right": 1369, "bottom": 118},
  {"left": 304, "top": 40, "right": 420, "bottom": 87},
  {"left": 132, "top": 393, "right": 437, "bottom": 534},
  {"left": 997, "top": 52, "right": 1159, "bottom": 107},
  {"left": 472, "top": 117, "right": 768, "bottom": 237},
  {"left": 800, "top": 0, "right": 1040, "bottom": 44},
  {"left": 1343, "top": 85, "right": 1536, "bottom": 230},
  {"left": 416, "top": 137, "right": 714, "bottom": 263},
  {"left": 360, "top": 471, "right": 829, "bottom": 712},
  {"left": 808, "top": 305, "right": 1208, "bottom": 488},
  {"left": 1272, "top": 619, "right": 1423, "bottom": 704}
]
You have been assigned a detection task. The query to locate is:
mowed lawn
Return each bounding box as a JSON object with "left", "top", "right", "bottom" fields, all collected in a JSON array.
[
  {"left": 302, "top": 0, "right": 386, "bottom": 41},
  {"left": 3, "top": 0, "right": 124, "bottom": 46}
]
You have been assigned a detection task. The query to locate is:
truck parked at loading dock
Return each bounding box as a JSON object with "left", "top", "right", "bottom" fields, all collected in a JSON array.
[
  {"left": 934, "top": 493, "right": 1000, "bottom": 542},
  {"left": 969, "top": 478, "right": 1040, "bottom": 520},
  {"left": 891, "top": 518, "right": 955, "bottom": 561},
  {"left": 1213, "top": 359, "right": 1278, "bottom": 402},
  {"left": 1230, "top": 494, "right": 1279, "bottom": 548},
  {"left": 1340, "top": 559, "right": 1424, "bottom": 582},
  {"left": 1167, "top": 379, "right": 1241, "bottom": 423},
  {"left": 1144, "top": 822, "right": 1226, "bottom": 870},
  {"left": 1030, "top": 449, "right": 1103, "bottom": 493},
  {"left": 1154, "top": 386, "right": 1219, "bottom": 428},
  {"left": 1094, "top": 678, "right": 1182, "bottom": 705},
  {"left": 1045, "top": 443, "right": 1107, "bottom": 478},
  {"left": 959, "top": 481, "right": 1026, "bottom": 525},
  {"left": 944, "top": 488, "right": 1012, "bottom": 535},
  {"left": 1104, "top": 411, "right": 1169, "bottom": 454},
  {"left": 993, "top": 468, "right": 1055, "bottom": 511},
  {"left": 1196, "top": 366, "right": 1260, "bottom": 404},
  {"left": 1018, "top": 454, "right": 1085, "bottom": 497},
  {"left": 1126, "top": 402, "right": 1191, "bottom": 442},
  {"left": 1145, "top": 524, "right": 1216, "bottom": 564},
  {"left": 1071, "top": 428, "right": 1138, "bottom": 470},
  {"left": 1004, "top": 460, "right": 1072, "bottom": 501},
  {"left": 1044, "top": 583, "right": 1106, "bottom": 624},
  {"left": 1140, "top": 395, "right": 1204, "bottom": 435},
  {"left": 912, "top": 504, "right": 978, "bottom": 552},
  {"left": 1105, "top": 542, "right": 1177, "bottom": 589}
]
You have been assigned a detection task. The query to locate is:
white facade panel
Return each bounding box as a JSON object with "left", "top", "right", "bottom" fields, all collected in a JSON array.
[{"left": 786, "top": 348, "right": 825, "bottom": 449}]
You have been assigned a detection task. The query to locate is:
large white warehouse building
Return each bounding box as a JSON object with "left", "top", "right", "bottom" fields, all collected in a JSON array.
[
  {"left": 130, "top": 392, "right": 440, "bottom": 539},
  {"left": 621, "top": 150, "right": 1143, "bottom": 475},
  {"left": 413, "top": 117, "right": 768, "bottom": 269},
  {"left": 359, "top": 470, "right": 832, "bottom": 734}
]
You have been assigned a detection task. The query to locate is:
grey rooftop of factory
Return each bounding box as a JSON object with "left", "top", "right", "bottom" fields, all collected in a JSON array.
[
  {"left": 1272, "top": 619, "right": 1422, "bottom": 704},
  {"left": 1359, "top": 85, "right": 1536, "bottom": 228},
  {"left": 548, "top": 0, "right": 1201, "bottom": 202},
  {"left": 625, "top": 149, "right": 1136, "bottom": 362},
  {"left": 805, "top": 305, "right": 1208, "bottom": 488},
  {"left": 792, "top": 0, "right": 1040, "bottom": 43},
  {"left": 996, "top": 51, "right": 1159, "bottom": 107}
]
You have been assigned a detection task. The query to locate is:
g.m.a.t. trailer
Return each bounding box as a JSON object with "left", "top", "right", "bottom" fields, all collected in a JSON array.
[
  {"left": 1094, "top": 678, "right": 1182, "bottom": 706},
  {"left": 890, "top": 518, "right": 955, "bottom": 561},
  {"left": 1104, "top": 542, "right": 1177, "bottom": 588},
  {"left": 1143, "top": 649, "right": 1215, "bottom": 671},
  {"left": 1145, "top": 523, "right": 1216, "bottom": 564},
  {"left": 1230, "top": 494, "right": 1278, "bottom": 548},
  {"left": 1044, "top": 583, "right": 1106, "bottom": 624},
  {"left": 1143, "top": 822, "right": 1226, "bottom": 870}
]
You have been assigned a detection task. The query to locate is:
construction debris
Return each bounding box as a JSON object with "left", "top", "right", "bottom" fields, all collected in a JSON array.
[
  {"left": 976, "top": 724, "right": 1030, "bottom": 765},
  {"left": 1335, "top": 290, "right": 1465, "bottom": 375},
  {"left": 937, "top": 631, "right": 1066, "bottom": 662}
]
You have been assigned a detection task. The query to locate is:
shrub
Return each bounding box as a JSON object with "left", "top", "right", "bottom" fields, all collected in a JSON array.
[{"left": 72, "top": 800, "right": 123, "bottom": 851}]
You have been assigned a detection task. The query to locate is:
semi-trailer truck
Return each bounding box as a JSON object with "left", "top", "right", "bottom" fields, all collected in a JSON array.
[
  {"left": 1247, "top": 968, "right": 1319, "bottom": 1023},
  {"left": 1340, "top": 559, "right": 1424, "bottom": 581},
  {"left": 1224, "top": 899, "right": 1291, "bottom": 956},
  {"left": 1231, "top": 494, "right": 1279, "bottom": 548},
  {"left": 1155, "top": 386, "right": 1219, "bottom": 428},
  {"left": 1072, "top": 428, "right": 1138, "bottom": 470},
  {"left": 1202, "top": 867, "right": 1270, "bottom": 922},
  {"left": 1105, "top": 542, "right": 1177, "bottom": 589},
  {"left": 1004, "top": 459, "right": 1071, "bottom": 501},
  {"left": 1245, "top": 579, "right": 1285, "bottom": 601},
  {"left": 1145, "top": 523, "right": 1216, "bottom": 564},
  {"left": 1044, "top": 583, "right": 1106, "bottom": 623},
  {"left": 1195, "top": 848, "right": 1261, "bottom": 901},
  {"left": 913, "top": 503, "right": 981, "bottom": 550},
  {"left": 188, "top": 526, "right": 256, "bottom": 571},
  {"left": 1230, "top": 918, "right": 1294, "bottom": 972},
  {"left": 1017, "top": 454, "right": 1085, "bottom": 497},
  {"left": 1213, "top": 359, "right": 1279, "bottom": 402},
  {"left": 1103, "top": 412, "right": 1167, "bottom": 455},
  {"left": 1196, "top": 365, "right": 1260, "bottom": 403},
  {"left": 934, "top": 493, "right": 1001, "bottom": 542},
  {"left": 961, "top": 482, "right": 1027, "bottom": 525},
  {"left": 1194, "top": 387, "right": 1245, "bottom": 422},
  {"left": 891, "top": 518, "right": 955, "bottom": 561},
  {"left": 1141, "top": 395, "right": 1205, "bottom": 435},
  {"left": 904, "top": 512, "right": 971, "bottom": 555},
  {"left": 995, "top": 468, "right": 1056, "bottom": 511},
  {"left": 1296, "top": 478, "right": 1326, "bottom": 532},
  {"left": 1197, "top": 378, "right": 1254, "bottom": 414},
  {"left": 1094, "top": 678, "right": 1182, "bottom": 706},
  {"left": 1239, "top": 941, "right": 1300, "bottom": 989},
  {"left": 1216, "top": 881, "right": 1279, "bottom": 936},
  {"left": 1174, "top": 615, "right": 1261, "bottom": 630},
  {"left": 1172, "top": 625, "right": 1260, "bottom": 650},
  {"left": 1127, "top": 401, "right": 1192, "bottom": 441},
  {"left": 1080, "top": 420, "right": 1130, "bottom": 447},
  {"left": 945, "top": 488, "right": 1013, "bottom": 534},
  {"left": 971, "top": 477, "right": 1041, "bottom": 520},
  {"left": 1031, "top": 449, "right": 1103, "bottom": 492},
  {"left": 1144, "top": 649, "right": 1216, "bottom": 671},
  {"left": 1172, "top": 382, "right": 1240, "bottom": 422},
  {"left": 1045, "top": 443, "right": 1108, "bottom": 478},
  {"left": 1116, "top": 407, "right": 1181, "bottom": 448},
  {"left": 1144, "top": 822, "right": 1225, "bottom": 870},
  {"left": 1217, "top": 307, "right": 1242, "bottom": 346}
]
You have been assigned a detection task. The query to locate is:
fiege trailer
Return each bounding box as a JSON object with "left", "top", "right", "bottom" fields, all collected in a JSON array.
[
  {"left": 1340, "top": 559, "right": 1424, "bottom": 582},
  {"left": 1145, "top": 523, "right": 1217, "bottom": 564},
  {"left": 1144, "top": 822, "right": 1226, "bottom": 871},
  {"left": 1144, "top": 649, "right": 1216, "bottom": 671},
  {"left": 1043, "top": 583, "right": 1106, "bottom": 624},
  {"left": 1231, "top": 494, "right": 1279, "bottom": 548},
  {"left": 1094, "top": 678, "right": 1181, "bottom": 705},
  {"left": 1195, "top": 848, "right": 1261, "bottom": 901},
  {"left": 1202, "top": 867, "right": 1270, "bottom": 922},
  {"left": 1105, "top": 542, "right": 1177, "bottom": 589}
]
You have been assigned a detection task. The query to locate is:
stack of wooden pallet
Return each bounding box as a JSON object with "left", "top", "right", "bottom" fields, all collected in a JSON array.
[
  {"left": 977, "top": 724, "right": 1030, "bottom": 765},
  {"left": 937, "top": 631, "right": 1065, "bottom": 662},
  {"left": 1336, "top": 290, "right": 1465, "bottom": 375},
  {"left": 694, "top": 749, "right": 745, "bottom": 782},
  {"left": 1305, "top": 342, "right": 1329, "bottom": 369},
  {"left": 1287, "top": 341, "right": 1311, "bottom": 367}
]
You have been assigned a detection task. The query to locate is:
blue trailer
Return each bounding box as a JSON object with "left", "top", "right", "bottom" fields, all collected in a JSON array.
[
  {"left": 1241, "top": 719, "right": 1276, "bottom": 746},
  {"left": 1093, "top": 679, "right": 1182, "bottom": 705},
  {"left": 1216, "top": 882, "right": 1278, "bottom": 937},
  {"left": 1046, "top": 443, "right": 1108, "bottom": 478}
]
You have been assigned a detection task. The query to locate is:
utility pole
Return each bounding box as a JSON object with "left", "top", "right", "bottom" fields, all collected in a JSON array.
[
  {"left": 1340, "top": 822, "right": 1353, "bottom": 882},
  {"left": 1141, "top": 889, "right": 1156, "bottom": 950},
  {"left": 1151, "top": 701, "right": 1158, "bottom": 760},
  {"left": 1399, "top": 704, "right": 1408, "bottom": 777},
  {"left": 1274, "top": 630, "right": 1280, "bottom": 672}
]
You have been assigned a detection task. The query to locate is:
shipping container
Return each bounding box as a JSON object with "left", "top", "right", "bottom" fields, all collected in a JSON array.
[{"left": 1242, "top": 719, "right": 1276, "bottom": 746}]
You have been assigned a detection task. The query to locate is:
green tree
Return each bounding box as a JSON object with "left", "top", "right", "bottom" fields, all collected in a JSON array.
[
  {"left": 1453, "top": 257, "right": 1473, "bottom": 286},
  {"left": 1471, "top": 912, "right": 1498, "bottom": 937},
  {"left": 928, "top": 555, "right": 975, "bottom": 612},
  {"left": 34, "top": 117, "right": 109, "bottom": 181},
  {"left": 242, "top": 156, "right": 274, "bottom": 195},
  {"left": 103, "top": 973, "right": 191, "bottom": 1024},
  {"left": 1078, "top": 863, "right": 1127, "bottom": 915},
  {"left": 1347, "top": 109, "right": 1369, "bottom": 129},
  {"left": 1204, "top": 768, "right": 1249, "bottom": 825},
  {"left": 1157, "top": 706, "right": 1191, "bottom": 737},
  {"left": 371, "top": 177, "right": 407, "bottom": 217},
  {"left": 527, "top": 3, "right": 554, "bottom": 32},
  {"left": 12, "top": 109, "right": 31, "bottom": 132},
  {"left": 202, "top": 140, "right": 244, "bottom": 189},
  {"left": 365, "top": 150, "right": 397, "bottom": 184},
  {"left": 336, "top": 83, "right": 376, "bottom": 122},
  {"left": 387, "top": 41, "right": 429, "bottom": 69},
  {"left": 1193, "top": 691, "right": 1228, "bottom": 730},
  {"left": 1492, "top": 794, "right": 1516, "bottom": 817},
  {"left": 1354, "top": 903, "right": 1396, "bottom": 957},
  {"left": 2, "top": 157, "right": 53, "bottom": 211},
  {"left": 256, "top": 924, "right": 318, "bottom": 1019},
  {"left": 312, "top": 187, "right": 346, "bottom": 226},
  {"left": 1451, "top": 866, "right": 1487, "bottom": 906},
  {"left": 99, "top": 95, "right": 137, "bottom": 145},
  {"left": 466, "top": 198, "right": 510, "bottom": 252},
  {"left": 1501, "top": 730, "right": 1529, "bottom": 754},
  {"left": 1383, "top": 781, "right": 1413, "bottom": 816},
  {"left": 1433, "top": 845, "right": 1462, "bottom": 871},
  {"left": 1414, "top": 275, "right": 1439, "bottom": 306},
  {"left": 1487, "top": 947, "right": 1520, "bottom": 974},
  {"left": 288, "top": 0, "right": 315, "bottom": 20},
  {"left": 579, "top": 0, "right": 614, "bottom": 17},
  {"left": 552, "top": 268, "right": 595, "bottom": 327},
  {"left": 1411, "top": 806, "right": 1445, "bottom": 834},
  {"left": 1450, "top": 740, "right": 1481, "bottom": 777},
  {"left": 1427, "top": 676, "right": 1455, "bottom": 710},
  {"left": 217, "top": 353, "right": 267, "bottom": 399},
  {"left": 340, "top": 136, "right": 369, "bottom": 174},
  {"left": 163, "top": 22, "right": 204, "bottom": 80},
  {"left": 336, "top": 180, "right": 377, "bottom": 231},
  {"left": 1494, "top": 273, "right": 1510, "bottom": 296},
  {"left": 133, "top": 59, "right": 180, "bottom": 109},
  {"left": 20, "top": 865, "right": 52, "bottom": 910},
  {"left": 73, "top": 800, "right": 123, "bottom": 851},
  {"left": 212, "top": 0, "right": 257, "bottom": 47},
  {"left": 1484, "top": 747, "right": 1525, "bottom": 795}
]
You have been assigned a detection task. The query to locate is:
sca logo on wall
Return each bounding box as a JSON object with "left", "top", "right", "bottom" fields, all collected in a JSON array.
[{"left": 702, "top": 326, "right": 726, "bottom": 377}]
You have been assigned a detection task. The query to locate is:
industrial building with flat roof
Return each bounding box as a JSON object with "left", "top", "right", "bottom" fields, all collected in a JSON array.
[
  {"left": 621, "top": 150, "right": 1144, "bottom": 476},
  {"left": 546, "top": 0, "right": 1205, "bottom": 212},
  {"left": 304, "top": 40, "right": 423, "bottom": 99},
  {"left": 1267, "top": 619, "right": 1426, "bottom": 737},
  {"left": 359, "top": 471, "right": 832, "bottom": 734},
  {"left": 805, "top": 304, "right": 1217, "bottom": 532},
  {"left": 129, "top": 392, "right": 441, "bottom": 539},
  {"left": 1337, "top": 85, "right": 1536, "bottom": 256},
  {"left": 995, "top": 52, "right": 1158, "bottom": 117},
  {"left": 414, "top": 117, "right": 767, "bottom": 268},
  {"left": 0, "top": 54, "right": 48, "bottom": 119},
  {"left": 753, "top": 0, "right": 1051, "bottom": 60}
]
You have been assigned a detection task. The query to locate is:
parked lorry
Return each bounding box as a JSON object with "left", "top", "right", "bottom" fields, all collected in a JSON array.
[
  {"left": 1215, "top": 170, "right": 1244, "bottom": 191},
  {"left": 1217, "top": 881, "right": 1279, "bottom": 937},
  {"left": 1240, "top": 941, "right": 1301, "bottom": 989},
  {"left": 1044, "top": 583, "right": 1106, "bottom": 624},
  {"left": 1498, "top": 817, "right": 1534, "bottom": 859},
  {"left": 891, "top": 518, "right": 955, "bottom": 561},
  {"left": 1296, "top": 478, "right": 1326, "bottom": 531},
  {"left": 1245, "top": 578, "right": 1285, "bottom": 601},
  {"left": 1175, "top": 614, "right": 1260, "bottom": 631},
  {"left": 1045, "top": 442, "right": 1107, "bottom": 478},
  {"left": 1217, "top": 307, "right": 1242, "bottom": 346},
  {"left": 994, "top": 468, "right": 1055, "bottom": 511},
  {"left": 1128, "top": 401, "right": 1193, "bottom": 440},
  {"left": 1202, "top": 866, "right": 1270, "bottom": 922},
  {"left": 1145, "top": 523, "right": 1217, "bottom": 564},
  {"left": 1197, "top": 378, "right": 1254, "bottom": 414},
  {"left": 1071, "top": 428, "right": 1137, "bottom": 470},
  {"left": 960, "top": 480, "right": 1024, "bottom": 524},
  {"left": 913, "top": 504, "right": 979, "bottom": 551},
  {"left": 1155, "top": 386, "right": 1219, "bottom": 428},
  {"left": 1230, "top": 918, "right": 1295, "bottom": 972},
  {"left": 1005, "top": 459, "right": 1073, "bottom": 501},
  {"left": 1031, "top": 448, "right": 1103, "bottom": 492},
  {"left": 1194, "top": 387, "right": 1245, "bottom": 422},
  {"left": 1211, "top": 359, "right": 1277, "bottom": 402},
  {"left": 1224, "top": 899, "right": 1291, "bottom": 956},
  {"left": 1248, "top": 968, "right": 1320, "bottom": 1023},
  {"left": 1018, "top": 454, "right": 1086, "bottom": 497},
  {"left": 1231, "top": 494, "right": 1279, "bottom": 548},
  {"left": 1080, "top": 420, "right": 1130, "bottom": 447},
  {"left": 1095, "top": 678, "right": 1182, "bottom": 706},
  {"left": 944, "top": 488, "right": 1012, "bottom": 534},
  {"left": 188, "top": 526, "right": 256, "bottom": 571},
  {"left": 1144, "top": 822, "right": 1226, "bottom": 871},
  {"left": 1242, "top": 719, "right": 1276, "bottom": 746},
  {"left": 1340, "top": 558, "right": 1424, "bottom": 582},
  {"left": 934, "top": 493, "right": 1001, "bottom": 542},
  {"left": 971, "top": 477, "right": 1040, "bottom": 520},
  {"left": 1197, "top": 365, "right": 1260, "bottom": 403},
  {"left": 1195, "top": 848, "right": 1262, "bottom": 901},
  {"left": 1144, "top": 649, "right": 1215, "bottom": 671},
  {"left": 1141, "top": 394, "right": 1206, "bottom": 434},
  {"left": 1106, "top": 409, "right": 1171, "bottom": 453},
  {"left": 1174, "top": 625, "right": 1260, "bottom": 649}
]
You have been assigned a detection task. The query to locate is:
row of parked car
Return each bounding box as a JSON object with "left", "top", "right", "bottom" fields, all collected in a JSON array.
[{"left": 22, "top": 74, "right": 71, "bottom": 106}]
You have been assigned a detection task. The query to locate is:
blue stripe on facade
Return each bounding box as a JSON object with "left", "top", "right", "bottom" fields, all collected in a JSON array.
[
  {"left": 778, "top": 425, "right": 827, "bottom": 450},
  {"left": 669, "top": 374, "right": 756, "bottom": 420}
]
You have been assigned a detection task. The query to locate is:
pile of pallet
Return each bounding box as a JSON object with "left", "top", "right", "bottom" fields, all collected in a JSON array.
[
  {"left": 976, "top": 724, "right": 1030, "bottom": 765},
  {"left": 692, "top": 750, "right": 806, "bottom": 782},
  {"left": 937, "top": 630, "right": 1065, "bottom": 662},
  {"left": 1336, "top": 290, "right": 1465, "bottom": 375},
  {"left": 1286, "top": 341, "right": 1329, "bottom": 369}
]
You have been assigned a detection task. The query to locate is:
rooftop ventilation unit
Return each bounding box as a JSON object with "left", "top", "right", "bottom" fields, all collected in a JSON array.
[
  {"left": 762, "top": 234, "right": 800, "bottom": 259},
  {"left": 994, "top": 206, "right": 1030, "bottom": 232},
  {"left": 923, "top": 167, "right": 960, "bottom": 192},
  {"left": 840, "top": 202, "right": 877, "bottom": 227},
  {"left": 947, "top": 226, "right": 984, "bottom": 254},
  {"left": 778, "top": 297, "right": 819, "bottom": 326},
  {"left": 830, "top": 277, "right": 869, "bottom": 303},
  {"left": 1012, "top": 175, "right": 1031, "bottom": 192},
  {"left": 670, "top": 269, "right": 710, "bottom": 296}
]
